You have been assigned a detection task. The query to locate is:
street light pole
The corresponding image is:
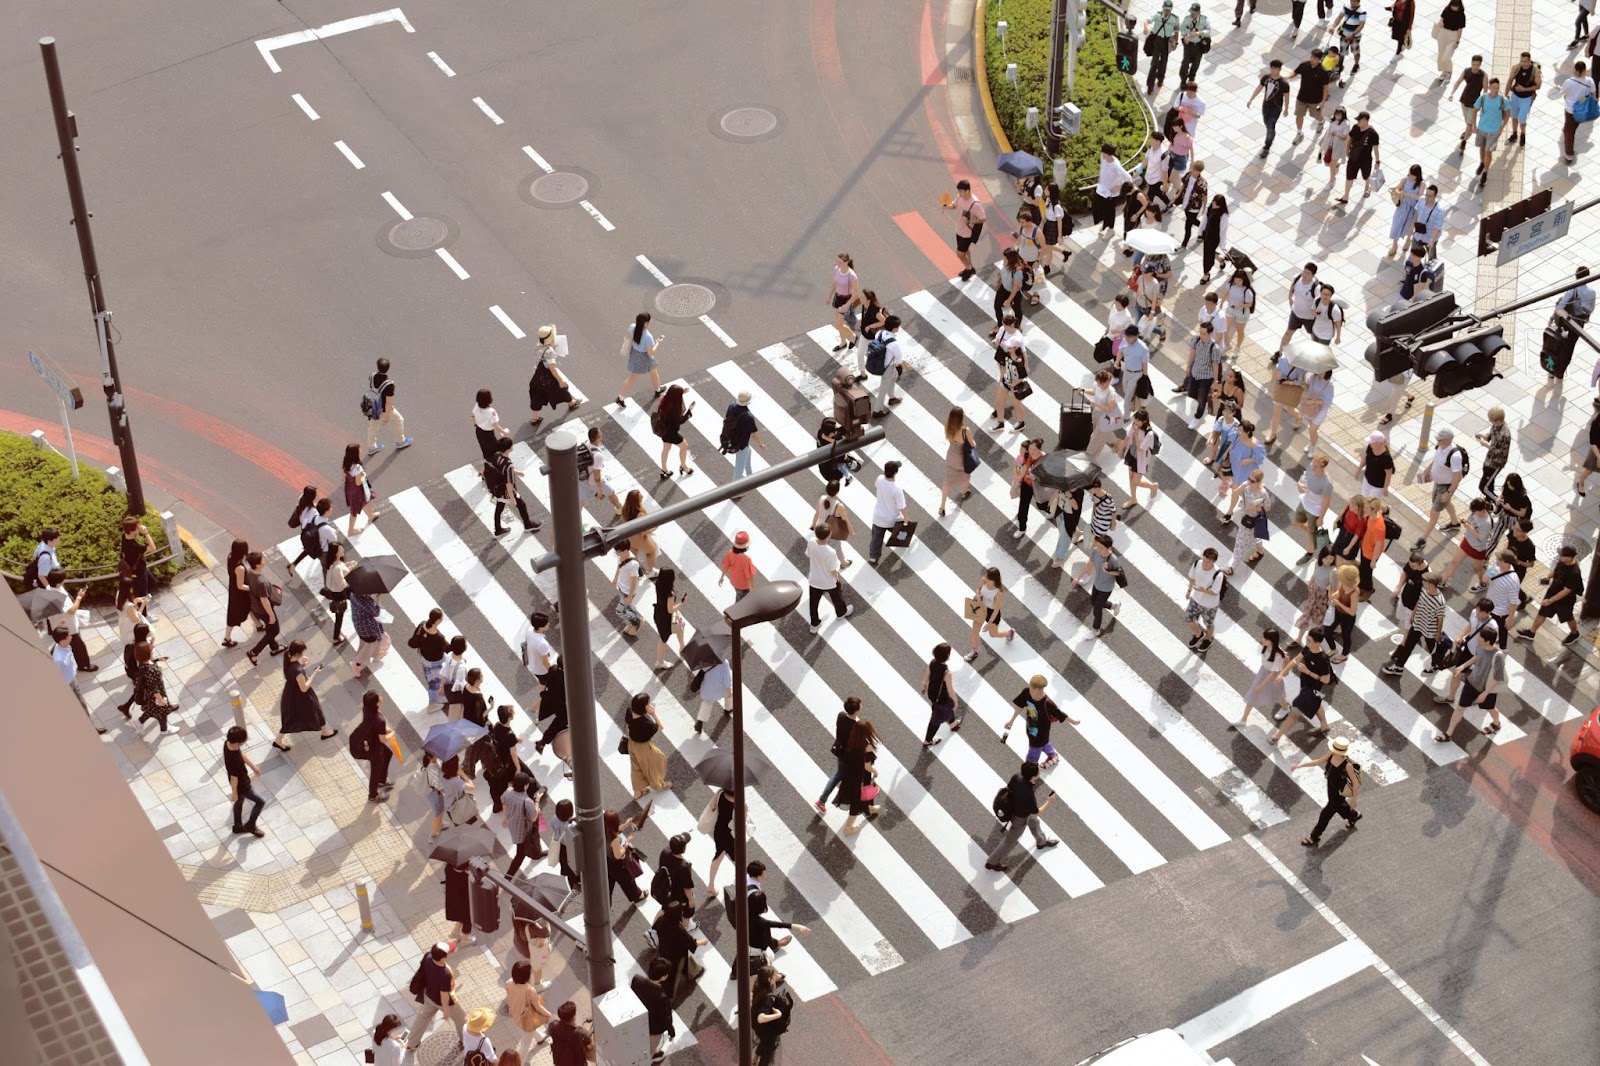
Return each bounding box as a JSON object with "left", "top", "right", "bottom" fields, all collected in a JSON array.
[
  {"left": 545, "top": 425, "right": 616, "bottom": 997},
  {"left": 39, "top": 37, "right": 145, "bottom": 515},
  {"left": 723, "top": 582, "right": 803, "bottom": 1066}
]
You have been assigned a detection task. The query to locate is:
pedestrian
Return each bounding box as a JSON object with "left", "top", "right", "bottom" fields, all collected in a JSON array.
[
  {"left": 547, "top": 1002, "right": 594, "bottom": 1066},
  {"left": 1093, "top": 143, "right": 1134, "bottom": 232},
  {"left": 1333, "top": 496, "right": 1366, "bottom": 564},
  {"left": 1293, "top": 545, "right": 1338, "bottom": 644},
  {"left": 342, "top": 443, "right": 379, "bottom": 535},
  {"left": 479, "top": 704, "right": 522, "bottom": 813},
  {"left": 1327, "top": 563, "right": 1362, "bottom": 663},
  {"left": 1336, "top": 111, "right": 1382, "bottom": 204},
  {"left": 992, "top": 314, "right": 1029, "bottom": 432},
  {"left": 1238, "top": 628, "right": 1292, "bottom": 727},
  {"left": 615, "top": 312, "right": 666, "bottom": 408},
  {"left": 828, "top": 252, "right": 862, "bottom": 351},
  {"left": 113, "top": 586, "right": 152, "bottom": 716},
  {"left": 619, "top": 490, "right": 659, "bottom": 575},
  {"left": 1506, "top": 51, "right": 1541, "bottom": 146},
  {"left": 814, "top": 481, "right": 853, "bottom": 567},
  {"left": 221, "top": 539, "right": 253, "bottom": 648},
  {"left": 1290, "top": 49, "right": 1333, "bottom": 141},
  {"left": 1434, "top": 636, "right": 1506, "bottom": 741},
  {"left": 1577, "top": 0, "right": 1596, "bottom": 46},
  {"left": 693, "top": 653, "right": 733, "bottom": 736},
  {"left": 1118, "top": 326, "right": 1153, "bottom": 418},
  {"left": 651, "top": 384, "right": 695, "bottom": 479},
  {"left": 944, "top": 179, "right": 987, "bottom": 280},
  {"left": 441, "top": 754, "right": 478, "bottom": 829},
  {"left": 805, "top": 524, "right": 854, "bottom": 633},
  {"left": 504, "top": 961, "right": 552, "bottom": 1058},
  {"left": 1233, "top": 0, "right": 1257, "bottom": 26},
  {"left": 1039, "top": 182, "right": 1071, "bottom": 277},
  {"left": 1121, "top": 409, "right": 1161, "bottom": 510},
  {"left": 868, "top": 315, "right": 907, "bottom": 418},
  {"left": 1247, "top": 59, "right": 1290, "bottom": 157},
  {"left": 1177, "top": 160, "right": 1209, "bottom": 246},
  {"left": 372, "top": 1015, "right": 409, "bottom": 1066},
  {"left": 1293, "top": 736, "right": 1362, "bottom": 846},
  {"left": 1289, "top": 455, "right": 1333, "bottom": 562},
  {"left": 1186, "top": 321, "right": 1223, "bottom": 421},
  {"left": 290, "top": 497, "right": 337, "bottom": 574},
  {"left": 718, "top": 530, "right": 758, "bottom": 603},
  {"left": 1436, "top": 0, "right": 1466, "bottom": 79},
  {"left": 1384, "top": 568, "right": 1446, "bottom": 673},
  {"left": 702, "top": 788, "right": 738, "bottom": 898},
  {"left": 500, "top": 770, "right": 547, "bottom": 878},
  {"left": 837, "top": 718, "right": 881, "bottom": 836},
  {"left": 651, "top": 567, "right": 689, "bottom": 670},
  {"left": 325, "top": 541, "right": 351, "bottom": 646},
  {"left": 1519, "top": 544, "right": 1586, "bottom": 645},
  {"left": 349, "top": 588, "right": 391, "bottom": 679},
  {"left": 1014, "top": 208, "right": 1045, "bottom": 306},
  {"left": 964, "top": 567, "right": 1018, "bottom": 661},
  {"left": 1220, "top": 420, "right": 1265, "bottom": 519},
  {"left": 1560, "top": 60, "right": 1596, "bottom": 164},
  {"left": 1472, "top": 407, "right": 1512, "bottom": 498},
  {"left": 1233, "top": 470, "right": 1270, "bottom": 567},
  {"left": 851, "top": 291, "right": 888, "bottom": 380},
  {"left": 813, "top": 697, "right": 862, "bottom": 813},
  {"left": 471, "top": 389, "right": 511, "bottom": 461},
  {"left": 243, "top": 551, "right": 284, "bottom": 666},
  {"left": 1310, "top": 283, "right": 1345, "bottom": 350},
  {"left": 1300, "top": 370, "right": 1334, "bottom": 454},
  {"left": 1385, "top": 165, "right": 1425, "bottom": 257},
  {"left": 719, "top": 391, "right": 765, "bottom": 482},
  {"left": 1387, "top": 0, "right": 1414, "bottom": 54},
  {"left": 28, "top": 527, "right": 61, "bottom": 589},
  {"left": 223, "top": 724, "right": 266, "bottom": 837},
  {"left": 1413, "top": 427, "right": 1467, "bottom": 548},
  {"left": 1200, "top": 401, "right": 1239, "bottom": 470},
  {"left": 612, "top": 544, "right": 643, "bottom": 639},
  {"left": 1481, "top": 549, "right": 1523, "bottom": 645},
  {"left": 543, "top": 798, "right": 578, "bottom": 885},
  {"left": 1184, "top": 547, "right": 1227, "bottom": 651},
  {"left": 442, "top": 861, "right": 482, "bottom": 944},
  {"left": 1270, "top": 626, "right": 1334, "bottom": 735},
  {"left": 940, "top": 408, "right": 978, "bottom": 516},
  {"left": 747, "top": 890, "right": 810, "bottom": 968},
  {"left": 358, "top": 690, "right": 397, "bottom": 802},
  {"left": 406, "top": 943, "right": 466, "bottom": 1049},
  {"left": 1356, "top": 497, "right": 1393, "bottom": 597},
  {"left": 984, "top": 760, "right": 1061, "bottom": 872},
  {"left": 363, "top": 357, "right": 413, "bottom": 456},
  {"left": 486, "top": 438, "right": 541, "bottom": 537},
  {"left": 421, "top": 752, "right": 447, "bottom": 840},
  {"left": 1138, "top": 131, "right": 1172, "bottom": 211},
  {"left": 529, "top": 323, "right": 582, "bottom": 427},
  {"left": 43, "top": 568, "right": 94, "bottom": 672},
  {"left": 1453, "top": 54, "right": 1487, "bottom": 147},
  {"left": 1145, "top": 0, "right": 1181, "bottom": 93},
  {"left": 1002, "top": 674, "right": 1079, "bottom": 769},
  {"left": 1579, "top": 397, "right": 1600, "bottom": 496},
  {"left": 1439, "top": 497, "right": 1496, "bottom": 590},
  {"left": 751, "top": 965, "right": 795, "bottom": 1066},
  {"left": 49, "top": 625, "right": 102, "bottom": 733},
  {"left": 624, "top": 693, "right": 671, "bottom": 800},
  {"left": 455, "top": 667, "right": 494, "bottom": 729},
  {"left": 918, "top": 642, "right": 963, "bottom": 747},
  {"left": 115, "top": 517, "right": 157, "bottom": 601},
  {"left": 1178, "top": 4, "right": 1210, "bottom": 84},
  {"left": 1132, "top": 247, "right": 1166, "bottom": 326},
  {"left": 273, "top": 641, "right": 336, "bottom": 749},
  {"left": 1006, "top": 438, "right": 1045, "bottom": 543},
  {"left": 1336, "top": 0, "right": 1369, "bottom": 80},
  {"left": 409, "top": 609, "right": 450, "bottom": 705},
  {"left": 648, "top": 902, "right": 705, "bottom": 1002},
  {"left": 867, "top": 461, "right": 909, "bottom": 567}
]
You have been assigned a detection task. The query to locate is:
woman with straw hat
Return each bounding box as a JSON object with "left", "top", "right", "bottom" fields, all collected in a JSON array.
[
  {"left": 462, "top": 1007, "right": 498, "bottom": 1065},
  {"left": 529, "top": 323, "right": 581, "bottom": 427},
  {"left": 1292, "top": 736, "right": 1363, "bottom": 847}
]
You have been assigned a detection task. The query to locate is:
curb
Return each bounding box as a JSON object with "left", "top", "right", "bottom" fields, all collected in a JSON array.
[
  {"left": 177, "top": 525, "right": 215, "bottom": 569},
  {"left": 973, "top": 0, "right": 1013, "bottom": 155}
]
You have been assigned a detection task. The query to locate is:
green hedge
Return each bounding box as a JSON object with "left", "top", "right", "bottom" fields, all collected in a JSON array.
[
  {"left": 984, "top": 1, "right": 1148, "bottom": 213},
  {"left": 0, "top": 431, "right": 178, "bottom": 600}
]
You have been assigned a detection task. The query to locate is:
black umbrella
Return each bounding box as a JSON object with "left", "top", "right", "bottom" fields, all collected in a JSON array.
[
  {"left": 683, "top": 620, "right": 733, "bottom": 671},
  {"left": 1034, "top": 450, "right": 1100, "bottom": 492},
  {"left": 345, "top": 556, "right": 408, "bottom": 595},
  {"left": 16, "top": 587, "right": 69, "bottom": 624},
  {"left": 694, "top": 745, "right": 773, "bottom": 791},
  {"left": 428, "top": 824, "right": 497, "bottom": 866},
  {"left": 996, "top": 150, "right": 1045, "bottom": 178}
]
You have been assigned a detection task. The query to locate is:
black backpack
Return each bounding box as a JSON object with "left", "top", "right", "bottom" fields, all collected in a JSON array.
[
  {"left": 1449, "top": 444, "right": 1472, "bottom": 476},
  {"left": 21, "top": 553, "right": 42, "bottom": 591},
  {"left": 865, "top": 332, "right": 891, "bottom": 375},
  {"left": 482, "top": 458, "right": 508, "bottom": 498},
  {"left": 649, "top": 403, "right": 667, "bottom": 437},
  {"left": 992, "top": 786, "right": 1013, "bottom": 823},
  {"left": 719, "top": 405, "right": 743, "bottom": 454},
  {"left": 299, "top": 517, "right": 324, "bottom": 559},
  {"left": 348, "top": 723, "right": 374, "bottom": 762},
  {"left": 755, "top": 989, "right": 794, "bottom": 1037},
  {"left": 649, "top": 862, "right": 674, "bottom": 906}
]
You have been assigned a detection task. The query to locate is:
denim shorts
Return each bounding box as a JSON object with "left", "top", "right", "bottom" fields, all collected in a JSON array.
[{"left": 1168, "top": 153, "right": 1190, "bottom": 174}]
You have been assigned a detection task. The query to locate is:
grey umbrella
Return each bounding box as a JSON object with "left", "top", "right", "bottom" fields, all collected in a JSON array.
[
  {"left": 1033, "top": 450, "right": 1100, "bottom": 492},
  {"left": 16, "top": 587, "right": 69, "bottom": 624},
  {"left": 694, "top": 745, "right": 773, "bottom": 791}
]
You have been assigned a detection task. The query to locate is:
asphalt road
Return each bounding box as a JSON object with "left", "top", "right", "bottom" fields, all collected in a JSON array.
[{"left": 0, "top": 0, "right": 972, "bottom": 544}]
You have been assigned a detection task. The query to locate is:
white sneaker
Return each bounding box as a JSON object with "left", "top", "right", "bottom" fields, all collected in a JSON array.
[
  {"left": 1013, "top": 528, "right": 1026, "bottom": 540},
  {"left": 843, "top": 604, "right": 855, "bottom": 618},
  {"left": 1273, "top": 708, "right": 1290, "bottom": 721},
  {"left": 809, "top": 623, "right": 821, "bottom": 634}
]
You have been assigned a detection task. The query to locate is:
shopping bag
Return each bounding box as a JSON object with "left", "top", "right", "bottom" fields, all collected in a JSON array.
[
  {"left": 885, "top": 521, "right": 918, "bottom": 548},
  {"left": 964, "top": 597, "right": 985, "bottom": 621}
]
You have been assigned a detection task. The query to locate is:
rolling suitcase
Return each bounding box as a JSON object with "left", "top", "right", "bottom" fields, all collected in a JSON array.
[{"left": 1058, "top": 389, "right": 1093, "bottom": 452}]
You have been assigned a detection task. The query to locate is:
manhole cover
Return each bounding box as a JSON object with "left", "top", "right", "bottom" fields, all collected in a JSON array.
[
  {"left": 1543, "top": 533, "right": 1593, "bottom": 562},
  {"left": 721, "top": 107, "right": 778, "bottom": 137},
  {"left": 389, "top": 217, "right": 449, "bottom": 251},
  {"left": 530, "top": 172, "right": 590, "bottom": 204},
  {"left": 655, "top": 283, "right": 717, "bottom": 318},
  {"left": 414, "top": 1030, "right": 462, "bottom": 1066}
]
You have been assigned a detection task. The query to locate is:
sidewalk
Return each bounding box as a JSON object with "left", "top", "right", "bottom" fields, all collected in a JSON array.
[{"left": 68, "top": 557, "right": 563, "bottom": 1066}]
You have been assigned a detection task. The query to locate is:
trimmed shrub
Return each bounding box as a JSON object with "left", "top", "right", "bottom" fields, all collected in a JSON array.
[
  {"left": 984, "top": 1, "right": 1148, "bottom": 213},
  {"left": 0, "top": 431, "right": 178, "bottom": 599}
]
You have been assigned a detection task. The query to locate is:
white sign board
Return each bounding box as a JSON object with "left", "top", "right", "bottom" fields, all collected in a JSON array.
[
  {"left": 27, "top": 349, "right": 83, "bottom": 409},
  {"left": 1496, "top": 202, "right": 1574, "bottom": 266}
]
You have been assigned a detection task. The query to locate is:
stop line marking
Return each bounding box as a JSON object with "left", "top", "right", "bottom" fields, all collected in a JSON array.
[{"left": 256, "top": 7, "right": 415, "bottom": 73}]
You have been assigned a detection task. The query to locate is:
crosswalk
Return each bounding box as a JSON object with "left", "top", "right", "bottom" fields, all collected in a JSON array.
[{"left": 271, "top": 268, "right": 1589, "bottom": 1031}]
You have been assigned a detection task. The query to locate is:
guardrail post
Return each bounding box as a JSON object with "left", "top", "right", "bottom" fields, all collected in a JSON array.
[
  {"left": 355, "top": 882, "right": 373, "bottom": 932},
  {"left": 29, "top": 430, "right": 48, "bottom": 450},
  {"left": 1416, "top": 403, "right": 1435, "bottom": 452},
  {"left": 159, "top": 511, "right": 180, "bottom": 560},
  {"left": 105, "top": 466, "right": 126, "bottom": 496}
]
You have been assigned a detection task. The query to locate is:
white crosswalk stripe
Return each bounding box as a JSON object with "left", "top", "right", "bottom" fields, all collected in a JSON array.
[{"left": 260, "top": 268, "right": 1591, "bottom": 1030}]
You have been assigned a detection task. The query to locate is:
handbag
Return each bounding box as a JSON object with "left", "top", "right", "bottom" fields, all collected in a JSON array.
[
  {"left": 622, "top": 845, "right": 644, "bottom": 878},
  {"left": 961, "top": 440, "right": 981, "bottom": 474},
  {"left": 1389, "top": 184, "right": 1403, "bottom": 207},
  {"left": 696, "top": 796, "right": 718, "bottom": 836},
  {"left": 827, "top": 511, "right": 852, "bottom": 541},
  {"left": 1253, "top": 512, "right": 1270, "bottom": 540},
  {"left": 1135, "top": 373, "right": 1154, "bottom": 399},
  {"left": 886, "top": 520, "right": 918, "bottom": 548},
  {"left": 1093, "top": 335, "right": 1115, "bottom": 363},
  {"left": 617, "top": 735, "right": 631, "bottom": 756},
  {"left": 1368, "top": 167, "right": 1387, "bottom": 194},
  {"left": 1576, "top": 93, "right": 1600, "bottom": 124},
  {"left": 1272, "top": 380, "right": 1306, "bottom": 407},
  {"left": 1010, "top": 379, "right": 1035, "bottom": 400},
  {"left": 964, "top": 597, "right": 986, "bottom": 621},
  {"left": 859, "top": 782, "right": 880, "bottom": 802}
]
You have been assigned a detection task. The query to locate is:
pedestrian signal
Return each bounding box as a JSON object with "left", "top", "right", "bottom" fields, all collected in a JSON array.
[{"left": 1116, "top": 33, "right": 1139, "bottom": 75}]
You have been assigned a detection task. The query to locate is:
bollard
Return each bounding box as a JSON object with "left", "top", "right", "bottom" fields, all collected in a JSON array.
[
  {"left": 355, "top": 882, "right": 373, "bottom": 931},
  {"left": 594, "top": 985, "right": 650, "bottom": 1066},
  {"left": 230, "top": 690, "right": 245, "bottom": 730},
  {"left": 105, "top": 465, "right": 126, "bottom": 495},
  {"left": 1416, "top": 402, "right": 1434, "bottom": 452},
  {"left": 159, "top": 510, "right": 180, "bottom": 562}
]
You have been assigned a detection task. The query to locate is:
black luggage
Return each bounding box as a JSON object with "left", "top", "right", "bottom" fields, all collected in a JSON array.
[{"left": 1058, "top": 389, "right": 1093, "bottom": 452}]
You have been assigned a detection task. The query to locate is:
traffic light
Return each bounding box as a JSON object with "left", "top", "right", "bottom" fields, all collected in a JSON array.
[
  {"left": 1542, "top": 317, "right": 1581, "bottom": 377},
  {"left": 1363, "top": 291, "right": 1457, "bottom": 382},
  {"left": 1072, "top": 0, "right": 1090, "bottom": 46},
  {"left": 831, "top": 368, "right": 871, "bottom": 439},
  {"left": 1416, "top": 324, "right": 1508, "bottom": 398},
  {"left": 1116, "top": 32, "right": 1139, "bottom": 75}
]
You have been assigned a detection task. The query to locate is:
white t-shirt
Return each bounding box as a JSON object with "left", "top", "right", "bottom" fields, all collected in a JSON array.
[
  {"left": 1561, "top": 75, "right": 1596, "bottom": 113},
  {"left": 1189, "top": 561, "right": 1225, "bottom": 608},
  {"left": 472, "top": 405, "right": 499, "bottom": 431},
  {"left": 1311, "top": 300, "right": 1343, "bottom": 342},
  {"left": 1429, "top": 444, "right": 1465, "bottom": 484},
  {"left": 1290, "top": 276, "right": 1318, "bottom": 319},
  {"left": 872, "top": 477, "right": 907, "bottom": 527},
  {"left": 1092, "top": 384, "right": 1122, "bottom": 429},
  {"left": 806, "top": 540, "right": 839, "bottom": 589},
  {"left": 880, "top": 333, "right": 904, "bottom": 371},
  {"left": 615, "top": 558, "right": 640, "bottom": 597},
  {"left": 523, "top": 630, "right": 555, "bottom": 674}
]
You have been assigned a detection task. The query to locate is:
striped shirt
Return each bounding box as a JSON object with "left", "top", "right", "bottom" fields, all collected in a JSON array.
[
  {"left": 1091, "top": 493, "right": 1117, "bottom": 536},
  {"left": 503, "top": 789, "right": 540, "bottom": 848},
  {"left": 1486, "top": 570, "right": 1522, "bottom": 615},
  {"left": 1410, "top": 590, "right": 1445, "bottom": 636}
]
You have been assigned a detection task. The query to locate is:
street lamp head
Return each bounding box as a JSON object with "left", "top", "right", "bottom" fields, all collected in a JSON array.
[{"left": 723, "top": 580, "right": 802, "bottom": 628}]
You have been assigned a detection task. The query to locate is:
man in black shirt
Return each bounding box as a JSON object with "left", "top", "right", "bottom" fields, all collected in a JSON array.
[
  {"left": 984, "top": 761, "right": 1060, "bottom": 872},
  {"left": 814, "top": 696, "right": 862, "bottom": 812},
  {"left": 1248, "top": 59, "right": 1291, "bottom": 157},
  {"left": 1519, "top": 544, "right": 1586, "bottom": 645},
  {"left": 1270, "top": 628, "right": 1333, "bottom": 741},
  {"left": 1451, "top": 54, "right": 1486, "bottom": 149},
  {"left": 224, "top": 726, "right": 266, "bottom": 837},
  {"left": 1289, "top": 50, "right": 1331, "bottom": 141},
  {"left": 631, "top": 958, "right": 676, "bottom": 1062},
  {"left": 364, "top": 356, "right": 414, "bottom": 456},
  {"left": 407, "top": 943, "right": 466, "bottom": 1049}
]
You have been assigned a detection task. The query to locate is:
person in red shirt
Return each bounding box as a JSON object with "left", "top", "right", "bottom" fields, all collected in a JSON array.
[{"left": 719, "top": 530, "right": 758, "bottom": 603}]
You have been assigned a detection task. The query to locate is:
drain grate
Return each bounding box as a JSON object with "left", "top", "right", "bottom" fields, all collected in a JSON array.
[{"left": 1543, "top": 533, "right": 1593, "bottom": 562}]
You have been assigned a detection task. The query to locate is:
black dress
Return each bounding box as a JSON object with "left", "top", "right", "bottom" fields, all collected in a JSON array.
[
  {"left": 122, "top": 533, "right": 153, "bottom": 597},
  {"left": 711, "top": 790, "right": 736, "bottom": 858},
  {"left": 225, "top": 562, "right": 252, "bottom": 628},
  {"left": 835, "top": 750, "right": 877, "bottom": 816},
  {"left": 278, "top": 660, "right": 327, "bottom": 734},
  {"left": 529, "top": 360, "right": 573, "bottom": 412}
]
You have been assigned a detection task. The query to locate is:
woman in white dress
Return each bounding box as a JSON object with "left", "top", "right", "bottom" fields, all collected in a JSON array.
[
  {"left": 1322, "top": 106, "right": 1352, "bottom": 184},
  {"left": 1239, "top": 628, "right": 1291, "bottom": 728}
]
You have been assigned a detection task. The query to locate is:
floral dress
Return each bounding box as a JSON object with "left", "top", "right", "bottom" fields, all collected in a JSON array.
[{"left": 1297, "top": 562, "right": 1336, "bottom": 633}]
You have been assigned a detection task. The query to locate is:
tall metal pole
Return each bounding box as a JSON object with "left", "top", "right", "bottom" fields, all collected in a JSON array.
[
  {"left": 39, "top": 37, "right": 145, "bottom": 515},
  {"left": 1044, "top": 0, "right": 1068, "bottom": 155},
  {"left": 545, "top": 425, "right": 616, "bottom": 997},
  {"left": 730, "top": 627, "right": 752, "bottom": 1066}
]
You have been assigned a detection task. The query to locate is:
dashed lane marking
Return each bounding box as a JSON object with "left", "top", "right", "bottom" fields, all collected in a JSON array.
[
  {"left": 380, "top": 191, "right": 412, "bottom": 220},
  {"left": 291, "top": 93, "right": 319, "bottom": 120},
  {"left": 522, "top": 145, "right": 555, "bottom": 173},
  {"left": 579, "top": 200, "right": 615, "bottom": 232},
  {"left": 435, "top": 248, "right": 470, "bottom": 280},
  {"left": 472, "top": 97, "right": 505, "bottom": 125},
  {"left": 489, "top": 305, "right": 525, "bottom": 339},
  {"left": 426, "top": 51, "right": 455, "bottom": 76},
  {"left": 334, "top": 140, "right": 365, "bottom": 169}
]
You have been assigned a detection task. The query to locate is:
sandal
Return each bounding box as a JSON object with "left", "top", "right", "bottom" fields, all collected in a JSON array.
[
  {"left": 949, "top": 718, "right": 963, "bottom": 732},
  {"left": 1245, "top": 552, "right": 1264, "bottom": 564},
  {"left": 659, "top": 469, "right": 673, "bottom": 479},
  {"left": 1301, "top": 836, "right": 1318, "bottom": 847},
  {"left": 221, "top": 639, "right": 238, "bottom": 648},
  {"left": 246, "top": 651, "right": 260, "bottom": 667},
  {"left": 1482, "top": 722, "right": 1501, "bottom": 735},
  {"left": 1434, "top": 732, "right": 1449, "bottom": 742},
  {"left": 680, "top": 466, "right": 695, "bottom": 476},
  {"left": 529, "top": 415, "right": 545, "bottom": 428},
  {"left": 1378, "top": 413, "right": 1393, "bottom": 426},
  {"left": 1262, "top": 436, "right": 1277, "bottom": 446}
]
